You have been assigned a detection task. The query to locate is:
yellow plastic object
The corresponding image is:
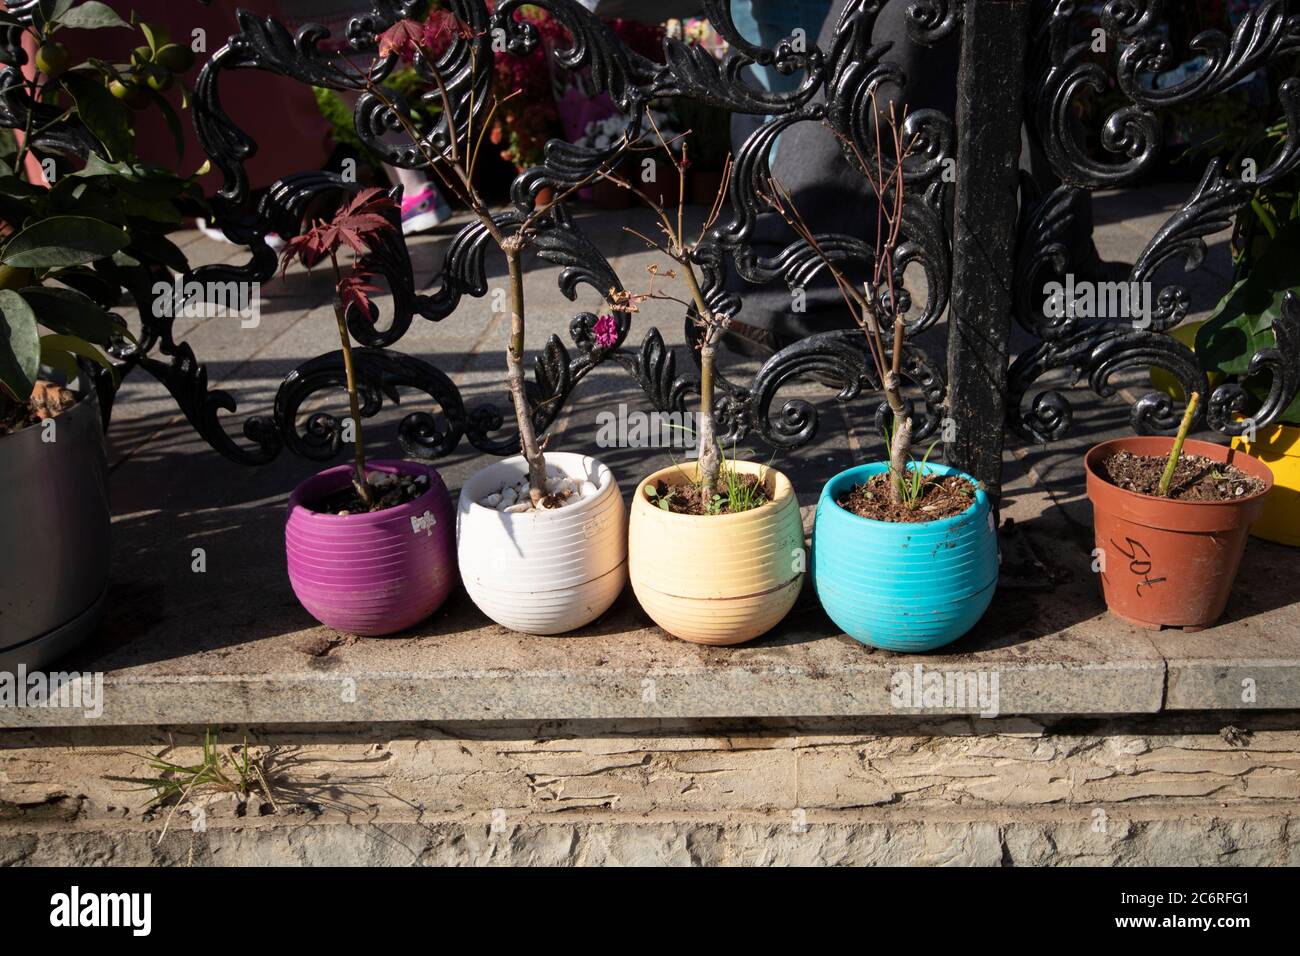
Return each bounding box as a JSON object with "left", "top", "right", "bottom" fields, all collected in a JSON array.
[
  {"left": 1149, "top": 321, "right": 1222, "bottom": 401},
  {"left": 1232, "top": 424, "right": 1300, "bottom": 546},
  {"left": 628, "top": 460, "right": 804, "bottom": 645}
]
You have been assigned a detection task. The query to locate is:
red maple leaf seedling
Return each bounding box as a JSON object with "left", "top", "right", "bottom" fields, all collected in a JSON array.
[{"left": 281, "top": 187, "right": 399, "bottom": 509}]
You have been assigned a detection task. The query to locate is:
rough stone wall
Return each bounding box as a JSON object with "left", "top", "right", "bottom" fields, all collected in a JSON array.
[{"left": 2, "top": 714, "right": 1298, "bottom": 865}]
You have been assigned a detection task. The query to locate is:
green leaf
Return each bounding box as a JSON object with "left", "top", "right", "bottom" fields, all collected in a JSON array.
[
  {"left": 2, "top": 215, "right": 129, "bottom": 268},
  {"left": 67, "top": 152, "right": 120, "bottom": 179},
  {"left": 0, "top": 174, "right": 43, "bottom": 200},
  {"left": 143, "top": 85, "right": 184, "bottom": 161},
  {"left": 57, "top": 1, "right": 129, "bottom": 30},
  {"left": 37, "top": 0, "right": 76, "bottom": 28},
  {"left": 138, "top": 21, "right": 168, "bottom": 54},
  {"left": 38, "top": 337, "right": 79, "bottom": 381},
  {"left": 1196, "top": 222, "right": 1300, "bottom": 425},
  {"left": 125, "top": 231, "right": 188, "bottom": 273},
  {"left": 0, "top": 288, "right": 40, "bottom": 401},
  {"left": 60, "top": 72, "right": 132, "bottom": 161},
  {"left": 1196, "top": 223, "right": 1300, "bottom": 377},
  {"left": 19, "top": 286, "right": 117, "bottom": 343},
  {"left": 39, "top": 333, "right": 114, "bottom": 379},
  {"left": 46, "top": 266, "right": 122, "bottom": 309}
]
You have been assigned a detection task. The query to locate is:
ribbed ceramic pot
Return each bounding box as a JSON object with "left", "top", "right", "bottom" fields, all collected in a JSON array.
[
  {"left": 285, "top": 459, "right": 456, "bottom": 636},
  {"left": 1085, "top": 436, "right": 1272, "bottom": 630},
  {"left": 456, "top": 452, "right": 627, "bottom": 635},
  {"left": 628, "top": 461, "right": 804, "bottom": 646},
  {"left": 812, "top": 462, "right": 998, "bottom": 653},
  {"left": 0, "top": 389, "right": 109, "bottom": 670}
]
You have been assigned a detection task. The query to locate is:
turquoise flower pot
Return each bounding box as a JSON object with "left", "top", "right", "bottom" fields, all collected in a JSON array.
[{"left": 812, "top": 462, "right": 998, "bottom": 652}]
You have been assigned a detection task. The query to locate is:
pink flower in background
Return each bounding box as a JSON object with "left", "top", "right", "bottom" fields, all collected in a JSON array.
[{"left": 593, "top": 314, "right": 619, "bottom": 349}]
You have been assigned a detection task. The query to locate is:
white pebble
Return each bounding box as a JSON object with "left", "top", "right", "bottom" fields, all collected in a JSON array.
[
  {"left": 500, "top": 487, "right": 517, "bottom": 506},
  {"left": 504, "top": 502, "right": 531, "bottom": 513},
  {"left": 579, "top": 480, "right": 598, "bottom": 497},
  {"left": 482, "top": 492, "right": 501, "bottom": 507}
]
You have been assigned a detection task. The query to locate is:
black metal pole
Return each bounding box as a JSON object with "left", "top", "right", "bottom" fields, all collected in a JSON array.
[{"left": 945, "top": 0, "right": 1031, "bottom": 505}]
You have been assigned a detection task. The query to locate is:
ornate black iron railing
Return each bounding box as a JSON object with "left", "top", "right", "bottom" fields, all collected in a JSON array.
[{"left": 3, "top": 0, "right": 1297, "bottom": 502}]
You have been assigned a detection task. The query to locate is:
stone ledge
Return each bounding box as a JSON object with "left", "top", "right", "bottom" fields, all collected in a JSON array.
[
  {"left": 4, "top": 475, "right": 1298, "bottom": 729},
  {"left": 3, "top": 553, "right": 1298, "bottom": 727}
]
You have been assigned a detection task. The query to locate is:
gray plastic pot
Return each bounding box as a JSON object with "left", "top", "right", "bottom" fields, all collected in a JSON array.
[{"left": 0, "top": 388, "right": 110, "bottom": 669}]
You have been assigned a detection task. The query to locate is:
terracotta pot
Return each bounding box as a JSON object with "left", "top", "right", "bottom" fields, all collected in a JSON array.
[
  {"left": 690, "top": 169, "right": 725, "bottom": 207},
  {"left": 592, "top": 170, "right": 631, "bottom": 210},
  {"left": 642, "top": 167, "right": 682, "bottom": 210},
  {"left": 1232, "top": 423, "right": 1300, "bottom": 546},
  {"left": 1084, "top": 437, "right": 1273, "bottom": 630},
  {"left": 285, "top": 459, "right": 457, "bottom": 636},
  {"left": 628, "top": 460, "right": 804, "bottom": 646},
  {"left": 456, "top": 453, "right": 627, "bottom": 635}
]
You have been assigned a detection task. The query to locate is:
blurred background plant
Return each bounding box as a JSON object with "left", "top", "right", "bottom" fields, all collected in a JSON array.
[{"left": 0, "top": 0, "right": 205, "bottom": 432}]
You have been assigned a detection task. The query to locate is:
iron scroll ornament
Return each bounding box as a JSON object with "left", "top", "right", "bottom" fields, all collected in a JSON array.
[
  {"left": 1011, "top": 0, "right": 1300, "bottom": 444},
  {"left": 161, "top": 0, "right": 958, "bottom": 466},
  {"left": 5, "top": 0, "right": 1297, "bottom": 463}
]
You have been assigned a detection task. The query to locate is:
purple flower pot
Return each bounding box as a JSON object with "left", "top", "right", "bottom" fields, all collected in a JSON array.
[{"left": 285, "top": 459, "right": 457, "bottom": 636}]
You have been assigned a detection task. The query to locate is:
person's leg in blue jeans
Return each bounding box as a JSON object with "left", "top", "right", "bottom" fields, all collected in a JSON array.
[{"left": 729, "top": 0, "right": 834, "bottom": 162}]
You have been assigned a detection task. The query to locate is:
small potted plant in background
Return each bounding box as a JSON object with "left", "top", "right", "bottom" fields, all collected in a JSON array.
[
  {"left": 0, "top": 2, "right": 202, "bottom": 667},
  {"left": 1085, "top": 389, "right": 1273, "bottom": 630},
  {"left": 670, "top": 98, "right": 731, "bottom": 205},
  {"left": 577, "top": 107, "right": 683, "bottom": 210},
  {"left": 764, "top": 100, "right": 998, "bottom": 653},
  {"left": 606, "top": 117, "right": 804, "bottom": 646},
  {"left": 361, "top": 11, "right": 632, "bottom": 634},
  {"left": 280, "top": 188, "right": 457, "bottom": 636}
]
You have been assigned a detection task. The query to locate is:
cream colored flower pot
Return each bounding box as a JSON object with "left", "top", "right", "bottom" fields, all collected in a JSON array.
[
  {"left": 457, "top": 453, "right": 627, "bottom": 635},
  {"left": 629, "top": 460, "right": 804, "bottom": 645}
]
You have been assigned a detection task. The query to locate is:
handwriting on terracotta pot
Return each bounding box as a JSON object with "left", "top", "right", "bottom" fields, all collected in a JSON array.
[{"left": 1110, "top": 536, "right": 1167, "bottom": 598}]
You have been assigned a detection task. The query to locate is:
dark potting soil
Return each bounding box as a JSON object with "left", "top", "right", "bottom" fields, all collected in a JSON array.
[
  {"left": 837, "top": 473, "right": 977, "bottom": 522},
  {"left": 647, "top": 474, "right": 771, "bottom": 516},
  {"left": 0, "top": 381, "right": 77, "bottom": 435},
  {"left": 1101, "top": 451, "right": 1266, "bottom": 501},
  {"left": 307, "top": 472, "right": 429, "bottom": 515}
]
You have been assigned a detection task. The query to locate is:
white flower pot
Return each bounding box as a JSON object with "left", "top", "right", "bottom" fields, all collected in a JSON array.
[{"left": 456, "top": 452, "right": 627, "bottom": 634}]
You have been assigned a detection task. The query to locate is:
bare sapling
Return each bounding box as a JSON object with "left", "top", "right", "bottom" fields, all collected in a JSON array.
[
  {"left": 1158, "top": 391, "right": 1201, "bottom": 497},
  {"left": 763, "top": 95, "right": 920, "bottom": 506},
  {"left": 354, "top": 13, "right": 633, "bottom": 505},
  {"left": 602, "top": 109, "right": 735, "bottom": 501}
]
